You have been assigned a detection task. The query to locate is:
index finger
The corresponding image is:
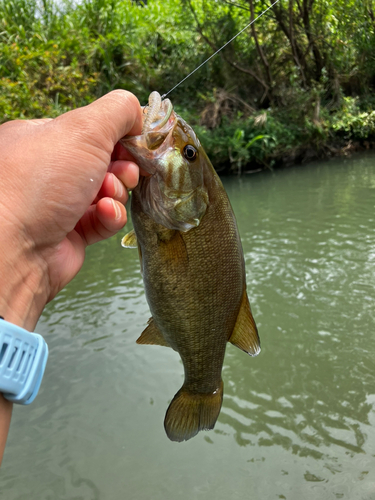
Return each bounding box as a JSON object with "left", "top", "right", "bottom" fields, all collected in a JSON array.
[{"left": 111, "top": 141, "right": 138, "bottom": 162}]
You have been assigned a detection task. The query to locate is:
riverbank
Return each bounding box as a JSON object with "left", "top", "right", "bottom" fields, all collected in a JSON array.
[
  {"left": 188, "top": 97, "right": 375, "bottom": 174},
  {"left": 269, "top": 138, "right": 375, "bottom": 171},
  {"left": 239, "top": 138, "right": 375, "bottom": 174}
]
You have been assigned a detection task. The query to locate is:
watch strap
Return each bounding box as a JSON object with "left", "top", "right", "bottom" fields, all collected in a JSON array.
[{"left": 0, "top": 319, "right": 48, "bottom": 405}]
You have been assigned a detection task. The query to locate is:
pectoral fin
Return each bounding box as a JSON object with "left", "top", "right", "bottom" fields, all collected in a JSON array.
[
  {"left": 136, "top": 318, "right": 172, "bottom": 348},
  {"left": 121, "top": 229, "right": 137, "bottom": 248},
  {"left": 121, "top": 229, "right": 143, "bottom": 274},
  {"left": 229, "top": 289, "right": 260, "bottom": 356}
]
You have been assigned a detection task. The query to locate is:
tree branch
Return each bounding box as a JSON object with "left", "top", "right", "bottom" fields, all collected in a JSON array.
[
  {"left": 247, "top": 0, "right": 273, "bottom": 90},
  {"left": 301, "top": 0, "right": 324, "bottom": 81},
  {"left": 289, "top": 0, "right": 307, "bottom": 87},
  {"left": 273, "top": 2, "right": 308, "bottom": 78},
  {"left": 187, "top": 0, "right": 270, "bottom": 92}
]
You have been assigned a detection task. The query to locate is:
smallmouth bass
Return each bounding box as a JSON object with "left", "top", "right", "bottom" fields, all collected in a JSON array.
[{"left": 120, "top": 91, "right": 260, "bottom": 442}]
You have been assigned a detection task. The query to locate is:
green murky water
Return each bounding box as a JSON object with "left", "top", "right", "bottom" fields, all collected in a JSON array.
[{"left": 2, "top": 153, "right": 375, "bottom": 499}]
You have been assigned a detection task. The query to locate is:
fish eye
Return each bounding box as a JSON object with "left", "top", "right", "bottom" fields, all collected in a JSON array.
[{"left": 183, "top": 145, "right": 198, "bottom": 162}]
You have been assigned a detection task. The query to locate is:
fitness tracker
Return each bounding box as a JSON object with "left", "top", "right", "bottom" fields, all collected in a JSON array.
[{"left": 0, "top": 319, "right": 48, "bottom": 405}]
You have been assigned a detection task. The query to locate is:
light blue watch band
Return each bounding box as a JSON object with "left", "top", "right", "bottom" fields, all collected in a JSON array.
[{"left": 0, "top": 319, "right": 48, "bottom": 405}]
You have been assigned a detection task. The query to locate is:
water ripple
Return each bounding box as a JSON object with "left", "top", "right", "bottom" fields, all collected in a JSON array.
[{"left": 3, "top": 155, "right": 375, "bottom": 499}]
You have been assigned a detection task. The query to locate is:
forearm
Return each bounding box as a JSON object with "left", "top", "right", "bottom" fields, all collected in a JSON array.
[
  {"left": 0, "top": 223, "right": 49, "bottom": 465},
  {"left": 0, "top": 394, "right": 12, "bottom": 465}
]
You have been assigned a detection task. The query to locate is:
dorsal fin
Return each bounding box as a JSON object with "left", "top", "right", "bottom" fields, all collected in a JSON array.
[
  {"left": 229, "top": 289, "right": 260, "bottom": 356},
  {"left": 136, "top": 318, "right": 172, "bottom": 348},
  {"left": 121, "top": 229, "right": 137, "bottom": 248}
]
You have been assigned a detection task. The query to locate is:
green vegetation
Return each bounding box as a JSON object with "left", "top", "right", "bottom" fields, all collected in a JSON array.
[{"left": 1, "top": 0, "right": 375, "bottom": 172}]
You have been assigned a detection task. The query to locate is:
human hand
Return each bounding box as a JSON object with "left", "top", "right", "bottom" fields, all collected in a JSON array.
[{"left": 0, "top": 90, "right": 142, "bottom": 331}]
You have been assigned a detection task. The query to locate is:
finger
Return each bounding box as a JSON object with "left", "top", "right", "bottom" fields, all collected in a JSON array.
[
  {"left": 109, "top": 160, "right": 139, "bottom": 190},
  {"left": 111, "top": 142, "right": 151, "bottom": 176},
  {"left": 96, "top": 172, "right": 128, "bottom": 204},
  {"left": 111, "top": 141, "right": 139, "bottom": 162},
  {"left": 75, "top": 198, "right": 127, "bottom": 246}
]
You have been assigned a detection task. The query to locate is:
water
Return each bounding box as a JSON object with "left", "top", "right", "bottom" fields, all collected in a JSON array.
[{"left": 2, "top": 153, "right": 375, "bottom": 499}]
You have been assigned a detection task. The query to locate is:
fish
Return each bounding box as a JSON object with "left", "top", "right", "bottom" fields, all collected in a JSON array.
[{"left": 120, "top": 91, "right": 260, "bottom": 442}]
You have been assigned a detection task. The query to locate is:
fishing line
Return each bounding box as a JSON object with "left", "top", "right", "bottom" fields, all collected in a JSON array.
[{"left": 161, "top": 0, "right": 281, "bottom": 99}]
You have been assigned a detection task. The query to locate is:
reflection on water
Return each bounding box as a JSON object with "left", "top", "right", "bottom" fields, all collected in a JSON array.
[{"left": 2, "top": 153, "right": 375, "bottom": 499}]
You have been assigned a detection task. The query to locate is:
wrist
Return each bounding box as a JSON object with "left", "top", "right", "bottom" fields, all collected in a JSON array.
[
  {"left": 0, "top": 216, "right": 49, "bottom": 331},
  {"left": 0, "top": 320, "right": 49, "bottom": 405}
]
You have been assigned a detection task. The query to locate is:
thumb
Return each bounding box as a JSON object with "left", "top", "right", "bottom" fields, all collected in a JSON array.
[{"left": 53, "top": 90, "right": 143, "bottom": 155}]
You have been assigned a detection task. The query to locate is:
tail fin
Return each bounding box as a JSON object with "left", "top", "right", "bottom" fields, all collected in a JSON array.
[{"left": 164, "top": 381, "right": 224, "bottom": 442}]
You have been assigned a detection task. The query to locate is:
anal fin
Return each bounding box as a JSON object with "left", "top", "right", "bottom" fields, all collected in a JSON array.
[
  {"left": 136, "top": 317, "right": 171, "bottom": 348},
  {"left": 229, "top": 289, "right": 260, "bottom": 356}
]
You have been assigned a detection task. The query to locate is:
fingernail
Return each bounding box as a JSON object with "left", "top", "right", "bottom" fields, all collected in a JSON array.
[
  {"left": 112, "top": 199, "right": 121, "bottom": 220},
  {"left": 114, "top": 176, "right": 125, "bottom": 199}
]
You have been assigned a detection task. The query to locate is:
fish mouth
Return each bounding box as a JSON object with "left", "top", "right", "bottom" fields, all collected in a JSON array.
[
  {"left": 120, "top": 92, "right": 176, "bottom": 175},
  {"left": 142, "top": 92, "right": 173, "bottom": 134}
]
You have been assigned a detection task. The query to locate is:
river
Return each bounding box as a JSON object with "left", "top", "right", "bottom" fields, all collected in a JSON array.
[{"left": 1, "top": 153, "right": 375, "bottom": 499}]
